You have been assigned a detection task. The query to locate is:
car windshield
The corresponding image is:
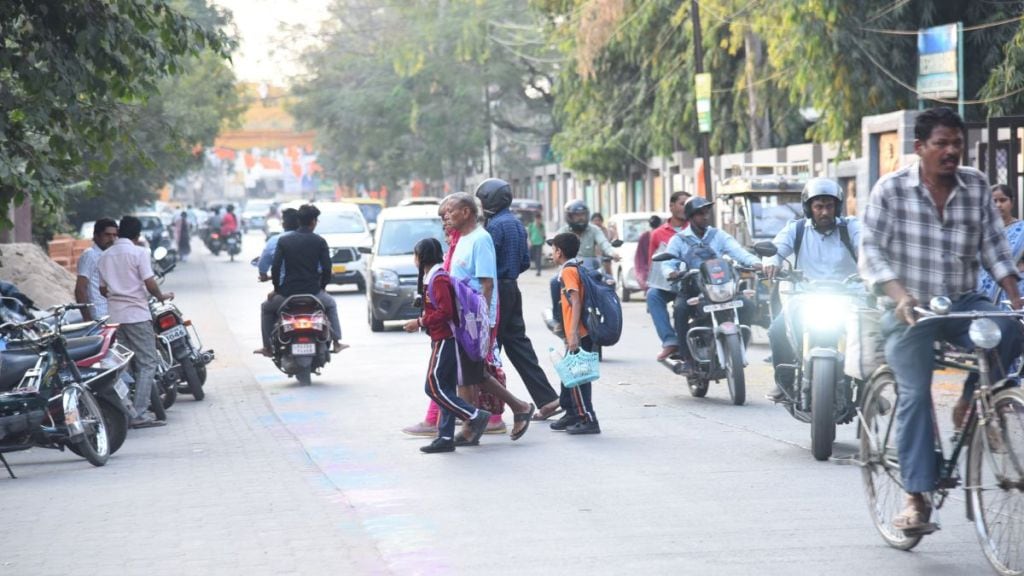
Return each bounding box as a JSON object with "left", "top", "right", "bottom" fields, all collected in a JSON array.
[
  {"left": 357, "top": 204, "right": 383, "bottom": 224},
  {"left": 318, "top": 211, "right": 366, "bottom": 234},
  {"left": 747, "top": 196, "right": 802, "bottom": 239},
  {"left": 619, "top": 218, "right": 650, "bottom": 243},
  {"left": 377, "top": 219, "right": 446, "bottom": 256},
  {"left": 138, "top": 217, "right": 162, "bottom": 230}
]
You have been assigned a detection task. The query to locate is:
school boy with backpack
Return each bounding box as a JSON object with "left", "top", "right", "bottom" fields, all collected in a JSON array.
[
  {"left": 403, "top": 238, "right": 491, "bottom": 453},
  {"left": 549, "top": 233, "right": 601, "bottom": 435},
  {"left": 659, "top": 197, "right": 762, "bottom": 374}
]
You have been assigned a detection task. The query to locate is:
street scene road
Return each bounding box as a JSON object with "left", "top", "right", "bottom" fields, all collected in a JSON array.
[{"left": 2, "top": 235, "right": 988, "bottom": 575}]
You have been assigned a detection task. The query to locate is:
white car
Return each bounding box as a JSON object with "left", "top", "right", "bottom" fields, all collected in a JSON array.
[
  {"left": 608, "top": 212, "right": 665, "bottom": 302},
  {"left": 315, "top": 202, "right": 373, "bottom": 292}
]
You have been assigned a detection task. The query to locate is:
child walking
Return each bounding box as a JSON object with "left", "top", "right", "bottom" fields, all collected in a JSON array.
[
  {"left": 549, "top": 233, "right": 601, "bottom": 434},
  {"left": 404, "top": 238, "right": 491, "bottom": 453}
]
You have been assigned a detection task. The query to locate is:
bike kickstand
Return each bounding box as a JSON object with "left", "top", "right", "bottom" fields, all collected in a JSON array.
[{"left": 0, "top": 453, "right": 16, "bottom": 479}]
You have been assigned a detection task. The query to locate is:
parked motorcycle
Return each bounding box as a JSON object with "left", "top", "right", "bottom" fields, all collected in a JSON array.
[
  {"left": 652, "top": 252, "right": 755, "bottom": 405},
  {"left": 755, "top": 242, "right": 867, "bottom": 460},
  {"left": 149, "top": 296, "right": 214, "bottom": 401},
  {"left": 0, "top": 304, "right": 132, "bottom": 474},
  {"left": 269, "top": 294, "right": 331, "bottom": 385}
]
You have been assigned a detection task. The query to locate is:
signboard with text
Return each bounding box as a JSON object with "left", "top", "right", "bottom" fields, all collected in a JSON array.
[
  {"left": 917, "top": 23, "right": 959, "bottom": 100},
  {"left": 696, "top": 73, "right": 712, "bottom": 133}
]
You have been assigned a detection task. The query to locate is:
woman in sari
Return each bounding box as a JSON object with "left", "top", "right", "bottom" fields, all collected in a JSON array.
[{"left": 977, "top": 184, "right": 1024, "bottom": 305}]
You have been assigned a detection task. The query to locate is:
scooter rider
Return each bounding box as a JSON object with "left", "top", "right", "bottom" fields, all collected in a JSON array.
[
  {"left": 661, "top": 197, "right": 761, "bottom": 372},
  {"left": 546, "top": 200, "right": 620, "bottom": 333},
  {"left": 763, "top": 178, "right": 861, "bottom": 401}
]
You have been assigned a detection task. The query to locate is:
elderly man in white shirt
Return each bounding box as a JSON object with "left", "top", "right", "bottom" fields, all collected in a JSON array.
[
  {"left": 762, "top": 178, "right": 861, "bottom": 401},
  {"left": 99, "top": 216, "right": 175, "bottom": 428}
]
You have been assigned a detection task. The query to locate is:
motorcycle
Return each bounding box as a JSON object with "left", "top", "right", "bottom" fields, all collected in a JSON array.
[
  {"left": 149, "top": 296, "right": 214, "bottom": 401},
  {"left": 0, "top": 304, "right": 133, "bottom": 475},
  {"left": 652, "top": 252, "right": 755, "bottom": 405},
  {"left": 225, "top": 231, "right": 242, "bottom": 261},
  {"left": 269, "top": 294, "right": 331, "bottom": 385},
  {"left": 205, "top": 231, "right": 223, "bottom": 256},
  {"left": 755, "top": 242, "right": 867, "bottom": 460}
]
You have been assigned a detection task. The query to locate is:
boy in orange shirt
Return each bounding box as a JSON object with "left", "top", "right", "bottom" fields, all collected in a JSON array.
[{"left": 549, "top": 232, "right": 600, "bottom": 435}]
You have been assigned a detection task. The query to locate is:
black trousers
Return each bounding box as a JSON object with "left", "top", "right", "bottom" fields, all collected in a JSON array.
[
  {"left": 497, "top": 278, "right": 559, "bottom": 407},
  {"left": 558, "top": 336, "right": 596, "bottom": 423}
]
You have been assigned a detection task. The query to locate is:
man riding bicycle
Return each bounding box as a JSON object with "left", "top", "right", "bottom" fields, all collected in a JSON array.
[
  {"left": 860, "top": 107, "right": 1024, "bottom": 535},
  {"left": 660, "top": 197, "right": 761, "bottom": 373},
  {"left": 763, "top": 178, "right": 861, "bottom": 401}
]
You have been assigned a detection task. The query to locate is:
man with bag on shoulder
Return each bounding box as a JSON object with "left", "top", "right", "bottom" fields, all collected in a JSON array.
[
  {"left": 660, "top": 197, "right": 761, "bottom": 374},
  {"left": 860, "top": 107, "right": 1023, "bottom": 536},
  {"left": 443, "top": 193, "right": 535, "bottom": 443},
  {"left": 762, "top": 178, "right": 862, "bottom": 401}
]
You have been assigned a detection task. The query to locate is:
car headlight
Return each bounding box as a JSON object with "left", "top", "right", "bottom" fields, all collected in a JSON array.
[
  {"left": 705, "top": 283, "right": 735, "bottom": 303},
  {"left": 800, "top": 294, "right": 849, "bottom": 332},
  {"left": 969, "top": 318, "right": 1002, "bottom": 350},
  {"left": 373, "top": 269, "right": 399, "bottom": 292}
]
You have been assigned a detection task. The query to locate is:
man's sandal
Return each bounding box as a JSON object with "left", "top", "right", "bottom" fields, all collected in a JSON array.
[
  {"left": 511, "top": 404, "right": 535, "bottom": 441},
  {"left": 532, "top": 402, "right": 563, "bottom": 421},
  {"left": 892, "top": 501, "right": 938, "bottom": 536}
]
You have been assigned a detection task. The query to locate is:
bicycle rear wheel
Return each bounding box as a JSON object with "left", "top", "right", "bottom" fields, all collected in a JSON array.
[
  {"left": 859, "top": 369, "right": 923, "bottom": 551},
  {"left": 967, "top": 387, "right": 1024, "bottom": 576}
]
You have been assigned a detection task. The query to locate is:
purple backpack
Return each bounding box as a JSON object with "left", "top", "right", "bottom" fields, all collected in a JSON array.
[{"left": 428, "top": 268, "right": 491, "bottom": 362}]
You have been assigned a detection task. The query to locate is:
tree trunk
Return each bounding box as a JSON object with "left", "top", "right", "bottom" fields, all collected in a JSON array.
[{"left": 744, "top": 31, "right": 772, "bottom": 150}]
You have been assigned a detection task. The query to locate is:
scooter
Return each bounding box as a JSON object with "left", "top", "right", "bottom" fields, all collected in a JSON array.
[
  {"left": 652, "top": 252, "right": 756, "bottom": 405},
  {"left": 269, "top": 295, "right": 332, "bottom": 385}
]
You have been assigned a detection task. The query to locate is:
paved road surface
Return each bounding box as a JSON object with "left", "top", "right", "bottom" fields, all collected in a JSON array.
[{"left": 1, "top": 233, "right": 995, "bottom": 575}]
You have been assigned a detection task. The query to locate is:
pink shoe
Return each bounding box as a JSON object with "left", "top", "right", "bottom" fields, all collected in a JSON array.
[
  {"left": 401, "top": 421, "right": 437, "bottom": 436},
  {"left": 484, "top": 420, "right": 507, "bottom": 434}
]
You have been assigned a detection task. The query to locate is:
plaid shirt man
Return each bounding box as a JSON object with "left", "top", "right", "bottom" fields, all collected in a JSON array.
[{"left": 860, "top": 161, "right": 1017, "bottom": 305}]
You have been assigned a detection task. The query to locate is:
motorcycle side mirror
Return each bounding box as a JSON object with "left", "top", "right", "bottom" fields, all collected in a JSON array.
[
  {"left": 152, "top": 246, "right": 168, "bottom": 261},
  {"left": 611, "top": 239, "right": 624, "bottom": 248},
  {"left": 249, "top": 256, "right": 260, "bottom": 267},
  {"left": 752, "top": 241, "right": 777, "bottom": 258},
  {"left": 929, "top": 296, "right": 952, "bottom": 316},
  {"left": 651, "top": 252, "right": 674, "bottom": 262},
  {"left": 358, "top": 246, "right": 372, "bottom": 255}
]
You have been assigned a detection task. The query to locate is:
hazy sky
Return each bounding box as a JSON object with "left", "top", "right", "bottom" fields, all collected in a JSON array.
[{"left": 213, "top": 0, "right": 332, "bottom": 84}]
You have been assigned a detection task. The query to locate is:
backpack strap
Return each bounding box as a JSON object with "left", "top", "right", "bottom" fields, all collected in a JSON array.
[
  {"left": 837, "top": 218, "right": 858, "bottom": 262},
  {"left": 793, "top": 219, "right": 805, "bottom": 268}
]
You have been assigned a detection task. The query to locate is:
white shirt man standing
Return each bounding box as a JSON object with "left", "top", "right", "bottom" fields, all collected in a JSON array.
[
  {"left": 75, "top": 218, "right": 118, "bottom": 321},
  {"left": 99, "top": 215, "right": 174, "bottom": 428}
]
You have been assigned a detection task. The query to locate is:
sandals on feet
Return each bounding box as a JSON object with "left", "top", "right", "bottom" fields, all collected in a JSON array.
[
  {"left": 532, "top": 402, "right": 564, "bottom": 421},
  {"left": 511, "top": 404, "right": 535, "bottom": 441},
  {"left": 892, "top": 499, "right": 937, "bottom": 536}
]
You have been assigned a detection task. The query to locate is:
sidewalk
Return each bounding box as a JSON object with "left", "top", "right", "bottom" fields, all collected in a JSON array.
[{"left": 1, "top": 258, "right": 386, "bottom": 576}]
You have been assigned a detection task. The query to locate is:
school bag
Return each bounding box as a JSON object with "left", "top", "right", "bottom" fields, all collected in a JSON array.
[
  {"left": 792, "top": 218, "right": 857, "bottom": 267},
  {"left": 680, "top": 228, "right": 720, "bottom": 271},
  {"left": 561, "top": 261, "right": 623, "bottom": 347},
  {"left": 427, "top": 268, "right": 491, "bottom": 362}
]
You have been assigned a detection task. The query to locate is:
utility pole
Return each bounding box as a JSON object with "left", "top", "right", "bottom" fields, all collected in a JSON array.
[{"left": 690, "top": 0, "right": 713, "bottom": 204}]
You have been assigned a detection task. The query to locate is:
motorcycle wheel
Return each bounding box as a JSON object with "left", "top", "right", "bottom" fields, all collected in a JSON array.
[
  {"left": 71, "top": 396, "right": 127, "bottom": 457},
  {"left": 810, "top": 357, "right": 837, "bottom": 461},
  {"left": 723, "top": 333, "right": 746, "bottom": 406},
  {"left": 70, "top": 387, "right": 110, "bottom": 466},
  {"left": 149, "top": 384, "right": 167, "bottom": 421},
  {"left": 161, "top": 379, "right": 178, "bottom": 409},
  {"left": 296, "top": 368, "right": 312, "bottom": 386},
  {"left": 180, "top": 356, "right": 205, "bottom": 401},
  {"left": 617, "top": 271, "right": 630, "bottom": 303},
  {"left": 688, "top": 376, "right": 709, "bottom": 398}
]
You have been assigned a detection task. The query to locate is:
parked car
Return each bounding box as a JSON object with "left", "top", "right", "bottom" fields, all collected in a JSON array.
[
  {"left": 315, "top": 202, "right": 373, "bottom": 292},
  {"left": 608, "top": 211, "right": 665, "bottom": 302},
  {"left": 362, "top": 206, "right": 446, "bottom": 332},
  {"left": 397, "top": 197, "right": 442, "bottom": 207}
]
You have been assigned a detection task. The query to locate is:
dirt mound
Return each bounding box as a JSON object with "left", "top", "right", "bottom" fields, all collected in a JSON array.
[{"left": 0, "top": 243, "right": 76, "bottom": 308}]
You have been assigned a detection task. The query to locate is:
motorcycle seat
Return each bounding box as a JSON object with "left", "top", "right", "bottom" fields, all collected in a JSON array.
[
  {"left": 61, "top": 320, "right": 102, "bottom": 338},
  {"left": 65, "top": 336, "right": 104, "bottom": 361},
  {"left": 279, "top": 294, "right": 324, "bottom": 314},
  {"left": 0, "top": 351, "right": 43, "bottom": 392}
]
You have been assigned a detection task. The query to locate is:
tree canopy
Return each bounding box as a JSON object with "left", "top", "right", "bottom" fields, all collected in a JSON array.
[{"left": 0, "top": 0, "right": 235, "bottom": 227}]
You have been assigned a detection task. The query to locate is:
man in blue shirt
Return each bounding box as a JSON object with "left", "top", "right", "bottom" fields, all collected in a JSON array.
[
  {"left": 660, "top": 197, "right": 761, "bottom": 372},
  {"left": 762, "top": 178, "right": 861, "bottom": 401},
  {"left": 257, "top": 208, "right": 300, "bottom": 279},
  {"left": 477, "top": 179, "right": 561, "bottom": 420}
]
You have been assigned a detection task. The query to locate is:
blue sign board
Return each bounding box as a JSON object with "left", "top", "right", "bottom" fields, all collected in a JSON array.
[{"left": 917, "top": 23, "right": 959, "bottom": 100}]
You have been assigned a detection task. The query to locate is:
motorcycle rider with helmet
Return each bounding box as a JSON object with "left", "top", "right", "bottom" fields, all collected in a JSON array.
[
  {"left": 547, "top": 200, "right": 620, "bottom": 332},
  {"left": 660, "top": 197, "right": 761, "bottom": 373},
  {"left": 763, "top": 178, "right": 861, "bottom": 401}
]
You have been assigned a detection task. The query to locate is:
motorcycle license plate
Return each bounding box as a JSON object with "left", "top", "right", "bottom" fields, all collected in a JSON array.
[
  {"left": 162, "top": 325, "right": 187, "bottom": 341},
  {"left": 291, "top": 343, "right": 316, "bottom": 355},
  {"left": 114, "top": 378, "right": 130, "bottom": 399},
  {"left": 332, "top": 263, "right": 347, "bottom": 273},
  {"left": 703, "top": 300, "right": 743, "bottom": 313}
]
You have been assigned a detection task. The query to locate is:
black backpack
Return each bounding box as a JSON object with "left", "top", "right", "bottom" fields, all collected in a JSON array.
[
  {"left": 560, "top": 261, "right": 623, "bottom": 346},
  {"left": 792, "top": 218, "right": 857, "bottom": 267}
]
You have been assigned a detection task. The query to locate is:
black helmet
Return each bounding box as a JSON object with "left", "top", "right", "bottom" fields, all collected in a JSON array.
[
  {"left": 474, "top": 178, "right": 513, "bottom": 216},
  {"left": 683, "top": 196, "right": 715, "bottom": 220},
  {"left": 801, "top": 178, "right": 843, "bottom": 219},
  {"left": 564, "top": 200, "right": 589, "bottom": 233}
]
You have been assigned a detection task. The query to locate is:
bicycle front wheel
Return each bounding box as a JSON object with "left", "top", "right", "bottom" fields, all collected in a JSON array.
[
  {"left": 967, "top": 387, "right": 1024, "bottom": 576},
  {"left": 859, "top": 369, "right": 923, "bottom": 551}
]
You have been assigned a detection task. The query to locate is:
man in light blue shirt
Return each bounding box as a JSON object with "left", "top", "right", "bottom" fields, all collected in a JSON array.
[
  {"left": 257, "top": 208, "right": 299, "bottom": 279},
  {"left": 762, "top": 178, "right": 860, "bottom": 401},
  {"left": 660, "top": 197, "right": 761, "bottom": 371}
]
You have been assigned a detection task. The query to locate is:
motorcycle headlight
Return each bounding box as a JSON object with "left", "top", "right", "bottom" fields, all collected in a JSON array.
[
  {"left": 373, "top": 269, "right": 399, "bottom": 292},
  {"left": 800, "top": 294, "right": 849, "bottom": 332},
  {"left": 969, "top": 318, "right": 1002, "bottom": 350},
  {"left": 705, "top": 283, "right": 735, "bottom": 303}
]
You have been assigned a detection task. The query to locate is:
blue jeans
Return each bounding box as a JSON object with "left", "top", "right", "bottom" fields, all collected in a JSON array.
[
  {"left": 646, "top": 288, "right": 678, "bottom": 348},
  {"left": 882, "top": 292, "right": 1022, "bottom": 493}
]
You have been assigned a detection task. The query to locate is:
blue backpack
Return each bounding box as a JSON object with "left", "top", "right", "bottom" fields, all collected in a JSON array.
[
  {"left": 561, "top": 261, "right": 623, "bottom": 347},
  {"left": 679, "top": 228, "right": 719, "bottom": 271}
]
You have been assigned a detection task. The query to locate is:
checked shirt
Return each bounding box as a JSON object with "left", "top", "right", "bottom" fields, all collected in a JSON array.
[{"left": 859, "top": 161, "right": 1017, "bottom": 306}]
